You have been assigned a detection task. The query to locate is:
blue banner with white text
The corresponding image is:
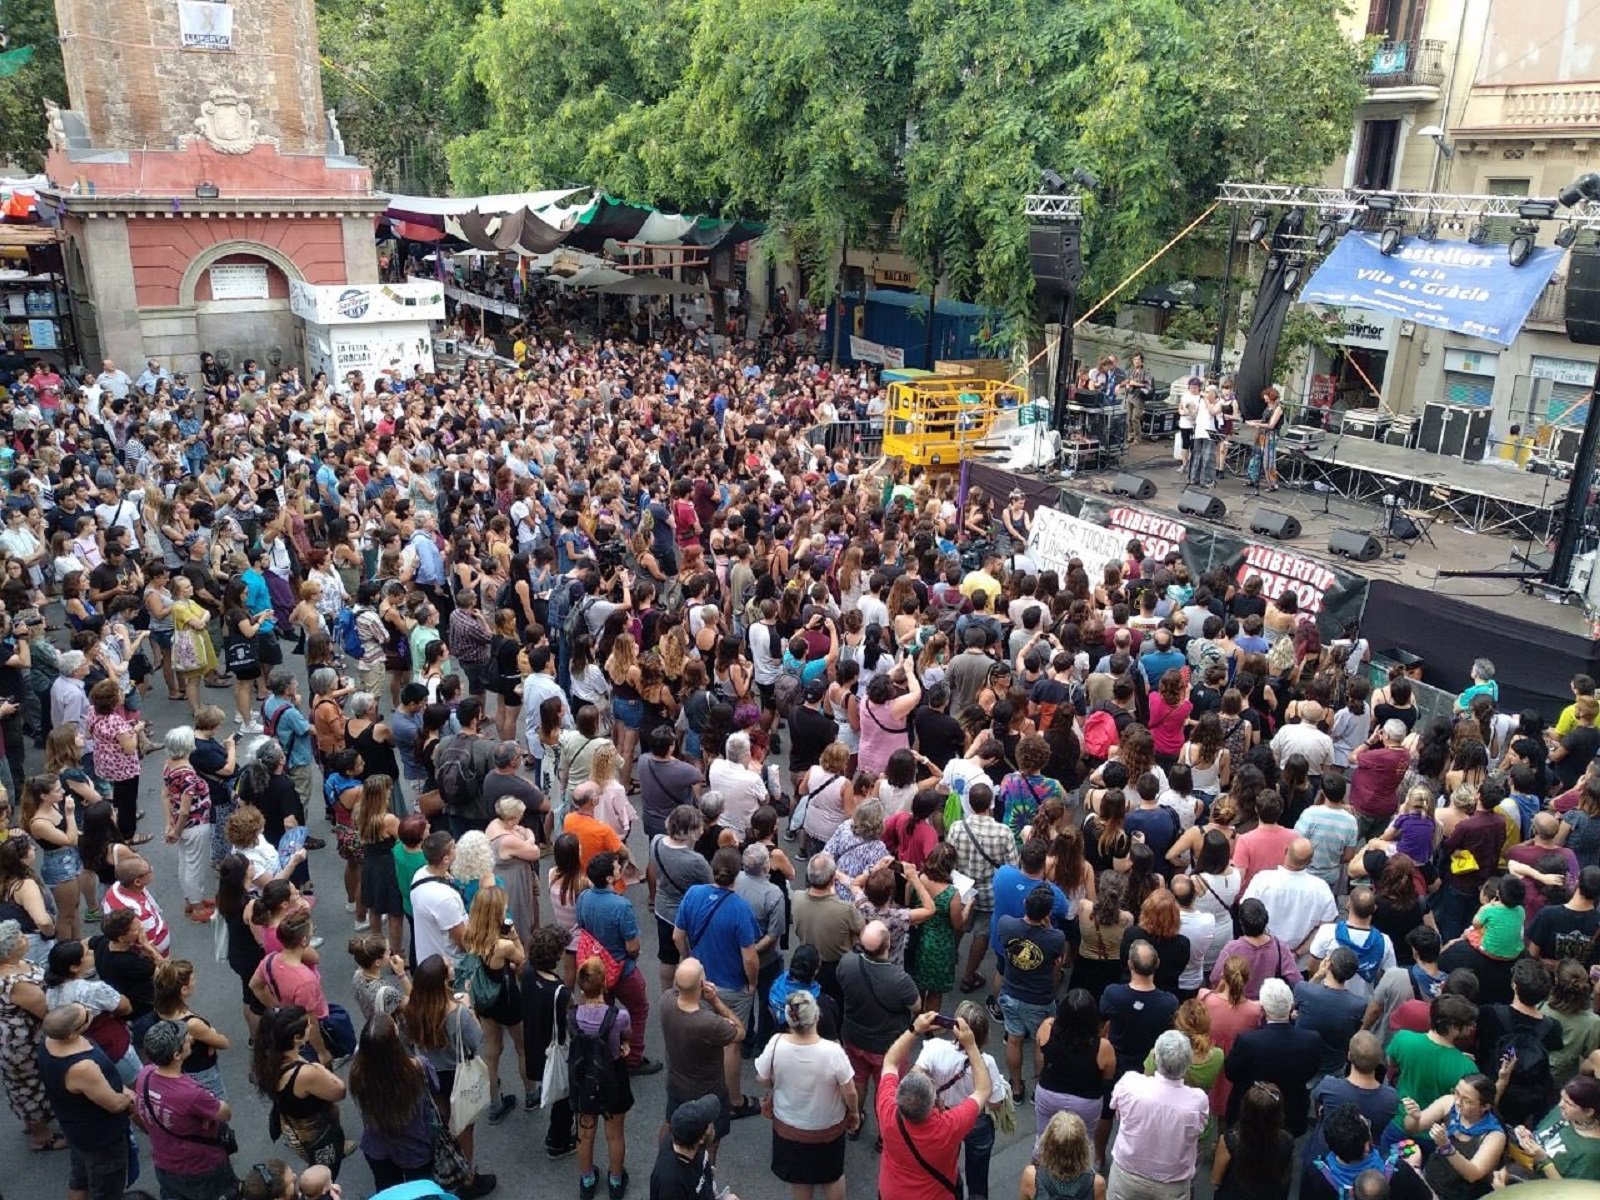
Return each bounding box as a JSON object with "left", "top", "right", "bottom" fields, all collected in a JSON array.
[{"left": 1300, "top": 231, "right": 1563, "bottom": 346}]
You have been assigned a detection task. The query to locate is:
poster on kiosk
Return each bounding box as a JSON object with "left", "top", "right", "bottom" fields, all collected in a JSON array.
[{"left": 290, "top": 280, "right": 445, "bottom": 392}]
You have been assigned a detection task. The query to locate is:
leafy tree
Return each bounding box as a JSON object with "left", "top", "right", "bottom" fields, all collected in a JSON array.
[
  {"left": 317, "top": 0, "right": 495, "bottom": 193},
  {"left": 0, "top": 0, "right": 67, "bottom": 170}
]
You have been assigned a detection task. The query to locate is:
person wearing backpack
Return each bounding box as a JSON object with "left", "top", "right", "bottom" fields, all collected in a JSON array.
[
  {"left": 1474, "top": 957, "right": 1564, "bottom": 1127},
  {"left": 436, "top": 699, "right": 498, "bottom": 838},
  {"left": 569, "top": 953, "right": 635, "bottom": 1200},
  {"left": 574, "top": 851, "right": 659, "bottom": 1078},
  {"left": 261, "top": 669, "right": 317, "bottom": 821}
]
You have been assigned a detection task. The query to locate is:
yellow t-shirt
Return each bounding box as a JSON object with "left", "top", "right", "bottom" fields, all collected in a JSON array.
[{"left": 1556, "top": 701, "right": 1579, "bottom": 737}]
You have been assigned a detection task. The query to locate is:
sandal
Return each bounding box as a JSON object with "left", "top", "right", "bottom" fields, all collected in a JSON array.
[
  {"left": 958, "top": 976, "right": 983, "bottom": 994},
  {"left": 728, "top": 1098, "right": 762, "bottom": 1120},
  {"left": 29, "top": 1134, "right": 66, "bottom": 1152},
  {"left": 129, "top": 833, "right": 153, "bottom": 846}
]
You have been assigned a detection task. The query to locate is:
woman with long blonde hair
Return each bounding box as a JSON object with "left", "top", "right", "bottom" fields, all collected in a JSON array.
[
  {"left": 604, "top": 632, "right": 643, "bottom": 791},
  {"left": 460, "top": 886, "right": 529, "bottom": 1122},
  {"left": 355, "top": 775, "right": 404, "bottom": 953}
]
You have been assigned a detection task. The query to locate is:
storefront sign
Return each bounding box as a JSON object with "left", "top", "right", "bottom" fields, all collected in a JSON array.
[
  {"left": 1443, "top": 348, "right": 1498, "bottom": 376},
  {"left": 1331, "top": 312, "right": 1394, "bottom": 350},
  {"left": 1025, "top": 506, "right": 1127, "bottom": 578},
  {"left": 872, "top": 266, "right": 918, "bottom": 288},
  {"left": 1301, "top": 232, "right": 1563, "bottom": 347},
  {"left": 1530, "top": 355, "right": 1597, "bottom": 387},
  {"left": 179, "top": 1, "right": 234, "bottom": 50},
  {"left": 209, "top": 263, "right": 268, "bottom": 300},
  {"left": 849, "top": 335, "right": 905, "bottom": 369}
]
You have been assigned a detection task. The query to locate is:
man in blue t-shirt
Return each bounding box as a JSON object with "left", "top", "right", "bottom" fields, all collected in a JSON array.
[
  {"left": 987, "top": 841, "right": 1067, "bottom": 1019},
  {"left": 674, "top": 848, "right": 761, "bottom": 1109},
  {"left": 576, "top": 851, "right": 661, "bottom": 1074},
  {"left": 996, "top": 886, "right": 1066, "bottom": 1099}
]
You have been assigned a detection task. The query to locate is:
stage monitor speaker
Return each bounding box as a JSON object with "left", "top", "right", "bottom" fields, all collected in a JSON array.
[
  {"left": 1177, "top": 488, "right": 1226, "bottom": 521},
  {"left": 1329, "top": 528, "right": 1382, "bottom": 562},
  {"left": 1566, "top": 246, "right": 1600, "bottom": 346},
  {"left": 1249, "top": 509, "right": 1302, "bottom": 540},
  {"left": 1028, "top": 223, "right": 1084, "bottom": 296},
  {"left": 1109, "top": 472, "right": 1157, "bottom": 501}
]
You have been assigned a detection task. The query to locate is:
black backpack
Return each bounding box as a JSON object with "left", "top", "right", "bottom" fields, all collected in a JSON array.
[
  {"left": 1490, "top": 1012, "right": 1554, "bottom": 1114},
  {"left": 567, "top": 1001, "right": 618, "bottom": 1112},
  {"left": 436, "top": 733, "right": 482, "bottom": 814}
]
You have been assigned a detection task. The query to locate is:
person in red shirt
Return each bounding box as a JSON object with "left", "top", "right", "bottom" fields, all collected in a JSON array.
[
  {"left": 876, "top": 1011, "right": 991, "bottom": 1200},
  {"left": 1231, "top": 792, "right": 1298, "bottom": 892}
]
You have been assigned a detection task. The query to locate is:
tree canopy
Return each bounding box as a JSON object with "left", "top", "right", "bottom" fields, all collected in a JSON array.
[
  {"left": 321, "top": 0, "right": 1366, "bottom": 340},
  {"left": 0, "top": 0, "right": 68, "bottom": 170}
]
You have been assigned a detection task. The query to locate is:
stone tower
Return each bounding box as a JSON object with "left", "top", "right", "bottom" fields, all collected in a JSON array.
[{"left": 45, "top": 0, "right": 385, "bottom": 374}]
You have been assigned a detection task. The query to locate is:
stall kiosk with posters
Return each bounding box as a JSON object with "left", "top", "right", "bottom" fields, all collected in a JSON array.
[{"left": 289, "top": 280, "right": 444, "bottom": 392}]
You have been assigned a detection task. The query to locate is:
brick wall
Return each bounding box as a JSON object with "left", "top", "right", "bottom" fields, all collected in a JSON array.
[
  {"left": 125, "top": 214, "right": 348, "bottom": 307},
  {"left": 55, "top": 0, "right": 326, "bottom": 155}
]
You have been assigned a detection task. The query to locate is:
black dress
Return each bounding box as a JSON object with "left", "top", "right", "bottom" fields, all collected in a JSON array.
[
  {"left": 351, "top": 719, "right": 401, "bottom": 785},
  {"left": 360, "top": 834, "right": 403, "bottom": 916}
]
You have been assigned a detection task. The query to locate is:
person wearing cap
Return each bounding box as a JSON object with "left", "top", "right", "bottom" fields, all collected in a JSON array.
[
  {"left": 133, "top": 1019, "right": 237, "bottom": 1200},
  {"left": 788, "top": 675, "right": 838, "bottom": 799},
  {"left": 651, "top": 1094, "right": 738, "bottom": 1200}
]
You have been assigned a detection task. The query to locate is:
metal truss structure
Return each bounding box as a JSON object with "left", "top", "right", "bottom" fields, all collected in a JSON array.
[
  {"left": 1216, "top": 181, "right": 1600, "bottom": 227},
  {"left": 1022, "top": 193, "right": 1084, "bottom": 221}
]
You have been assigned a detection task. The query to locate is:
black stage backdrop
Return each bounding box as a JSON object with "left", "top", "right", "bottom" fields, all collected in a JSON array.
[{"left": 1360, "top": 580, "right": 1600, "bottom": 718}]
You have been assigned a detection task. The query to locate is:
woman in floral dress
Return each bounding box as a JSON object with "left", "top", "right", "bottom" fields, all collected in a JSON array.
[{"left": 0, "top": 918, "right": 60, "bottom": 1149}]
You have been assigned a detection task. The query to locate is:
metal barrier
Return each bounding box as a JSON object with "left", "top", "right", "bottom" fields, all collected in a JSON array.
[{"left": 806, "top": 420, "right": 883, "bottom": 459}]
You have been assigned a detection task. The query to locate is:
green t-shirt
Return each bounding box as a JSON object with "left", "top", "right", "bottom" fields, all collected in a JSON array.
[
  {"left": 1535, "top": 1111, "right": 1600, "bottom": 1181},
  {"left": 1388, "top": 1030, "right": 1475, "bottom": 1129},
  {"left": 1474, "top": 902, "right": 1526, "bottom": 959}
]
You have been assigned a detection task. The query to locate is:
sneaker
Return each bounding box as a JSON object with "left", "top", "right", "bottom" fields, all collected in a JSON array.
[
  {"left": 627, "top": 1057, "right": 663, "bottom": 1076},
  {"left": 83, "top": 909, "right": 101, "bottom": 924},
  {"left": 579, "top": 1175, "right": 598, "bottom": 1200},
  {"left": 241, "top": 721, "right": 263, "bottom": 734},
  {"left": 607, "top": 1171, "right": 629, "bottom": 1200},
  {"left": 488, "top": 1095, "right": 517, "bottom": 1124},
  {"left": 309, "top": 935, "right": 325, "bottom": 949},
  {"left": 343, "top": 901, "right": 357, "bottom": 914},
  {"left": 547, "top": 1144, "right": 577, "bottom": 1160},
  {"left": 985, "top": 994, "right": 1003, "bottom": 1022}
]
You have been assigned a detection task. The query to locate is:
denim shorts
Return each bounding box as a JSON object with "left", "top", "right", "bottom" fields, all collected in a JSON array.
[
  {"left": 999, "top": 993, "right": 1054, "bottom": 1040},
  {"left": 612, "top": 695, "right": 644, "bottom": 730},
  {"left": 40, "top": 845, "right": 82, "bottom": 886}
]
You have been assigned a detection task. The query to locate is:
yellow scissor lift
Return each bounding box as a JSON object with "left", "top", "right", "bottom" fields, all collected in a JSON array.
[{"left": 880, "top": 374, "right": 1026, "bottom": 467}]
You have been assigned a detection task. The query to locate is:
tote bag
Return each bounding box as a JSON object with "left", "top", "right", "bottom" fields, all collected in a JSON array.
[
  {"left": 540, "top": 984, "right": 570, "bottom": 1109},
  {"left": 449, "top": 1011, "right": 492, "bottom": 1135}
]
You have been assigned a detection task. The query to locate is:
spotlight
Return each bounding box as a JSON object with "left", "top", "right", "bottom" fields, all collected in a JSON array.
[
  {"left": 1070, "top": 166, "right": 1101, "bottom": 192},
  {"left": 1038, "top": 169, "right": 1068, "bottom": 196},
  {"left": 1518, "top": 199, "right": 1557, "bottom": 220},
  {"left": 1558, "top": 173, "right": 1600, "bottom": 208},
  {"left": 1365, "top": 193, "right": 1398, "bottom": 213},
  {"left": 1282, "top": 254, "right": 1305, "bottom": 293},
  {"left": 1247, "top": 209, "right": 1270, "bottom": 243},
  {"left": 1467, "top": 221, "right": 1490, "bottom": 246},
  {"left": 1314, "top": 220, "right": 1338, "bottom": 250},
  {"left": 1417, "top": 218, "right": 1439, "bottom": 242},
  {"left": 1508, "top": 222, "right": 1539, "bottom": 267},
  {"left": 1556, "top": 224, "right": 1580, "bottom": 249},
  {"left": 1379, "top": 219, "right": 1406, "bottom": 256}
]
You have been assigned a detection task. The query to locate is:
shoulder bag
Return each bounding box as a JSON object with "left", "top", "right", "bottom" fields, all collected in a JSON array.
[
  {"left": 540, "top": 984, "right": 570, "bottom": 1108},
  {"left": 449, "top": 1009, "right": 492, "bottom": 1135},
  {"left": 139, "top": 1075, "right": 239, "bottom": 1154}
]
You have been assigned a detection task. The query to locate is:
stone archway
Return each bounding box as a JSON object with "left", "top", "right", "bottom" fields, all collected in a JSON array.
[{"left": 177, "top": 239, "right": 307, "bottom": 308}]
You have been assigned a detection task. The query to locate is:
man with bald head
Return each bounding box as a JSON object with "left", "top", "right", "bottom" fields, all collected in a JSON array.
[
  {"left": 658, "top": 957, "right": 744, "bottom": 1157},
  {"left": 837, "top": 919, "right": 920, "bottom": 1140},
  {"left": 39, "top": 1003, "right": 134, "bottom": 1200},
  {"left": 1243, "top": 835, "right": 1338, "bottom": 958}
]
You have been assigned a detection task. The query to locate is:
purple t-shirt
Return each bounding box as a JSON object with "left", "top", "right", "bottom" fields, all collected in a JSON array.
[
  {"left": 574, "top": 1001, "right": 632, "bottom": 1058},
  {"left": 133, "top": 1066, "right": 227, "bottom": 1175}
]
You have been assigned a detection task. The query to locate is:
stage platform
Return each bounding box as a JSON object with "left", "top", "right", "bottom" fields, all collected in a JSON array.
[
  {"left": 1055, "top": 438, "right": 1592, "bottom": 639},
  {"left": 1280, "top": 435, "right": 1567, "bottom": 540}
]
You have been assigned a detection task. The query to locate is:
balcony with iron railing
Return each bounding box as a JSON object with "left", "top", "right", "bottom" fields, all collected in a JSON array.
[{"left": 1363, "top": 38, "right": 1448, "bottom": 96}]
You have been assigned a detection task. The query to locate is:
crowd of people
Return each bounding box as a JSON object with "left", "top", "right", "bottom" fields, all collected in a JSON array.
[{"left": 0, "top": 308, "right": 1596, "bottom": 1200}]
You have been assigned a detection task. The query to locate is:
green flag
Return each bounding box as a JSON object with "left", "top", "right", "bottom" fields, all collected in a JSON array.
[{"left": 0, "top": 45, "right": 37, "bottom": 78}]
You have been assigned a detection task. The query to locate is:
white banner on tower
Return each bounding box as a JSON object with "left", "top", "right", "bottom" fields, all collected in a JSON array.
[{"left": 179, "top": 1, "right": 234, "bottom": 51}]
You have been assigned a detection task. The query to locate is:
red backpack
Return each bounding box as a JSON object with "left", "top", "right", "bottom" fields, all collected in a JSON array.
[{"left": 1082, "top": 710, "right": 1119, "bottom": 761}]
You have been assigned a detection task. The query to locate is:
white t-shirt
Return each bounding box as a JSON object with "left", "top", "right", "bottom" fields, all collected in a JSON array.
[
  {"left": 1271, "top": 722, "right": 1336, "bottom": 776},
  {"left": 410, "top": 874, "right": 466, "bottom": 966},
  {"left": 915, "top": 1037, "right": 1010, "bottom": 1107},
  {"left": 708, "top": 758, "right": 767, "bottom": 834},
  {"left": 1243, "top": 867, "right": 1338, "bottom": 951},
  {"left": 755, "top": 1035, "right": 854, "bottom": 1129},
  {"left": 1177, "top": 908, "right": 1219, "bottom": 992},
  {"left": 940, "top": 757, "right": 991, "bottom": 821}
]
